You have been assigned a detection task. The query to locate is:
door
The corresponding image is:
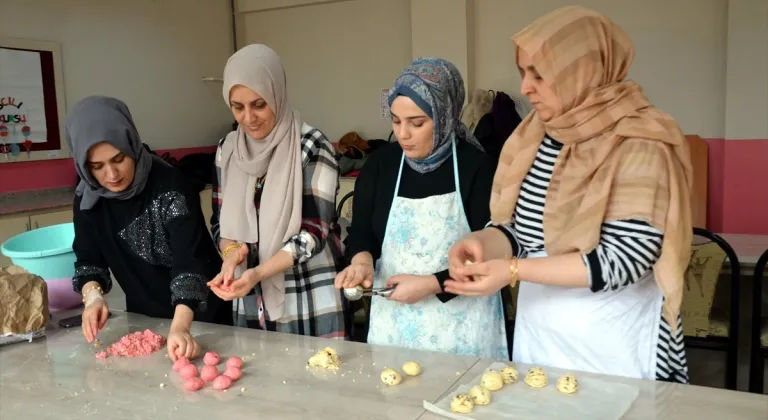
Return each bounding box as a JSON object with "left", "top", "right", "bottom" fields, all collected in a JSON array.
[
  {"left": 0, "top": 215, "right": 32, "bottom": 268},
  {"left": 29, "top": 209, "right": 74, "bottom": 229}
]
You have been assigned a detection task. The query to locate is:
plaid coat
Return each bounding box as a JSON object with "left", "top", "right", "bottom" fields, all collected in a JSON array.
[{"left": 212, "top": 123, "right": 346, "bottom": 339}]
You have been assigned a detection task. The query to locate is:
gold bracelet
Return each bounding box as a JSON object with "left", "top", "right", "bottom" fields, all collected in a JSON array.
[
  {"left": 506, "top": 256, "right": 519, "bottom": 287},
  {"left": 81, "top": 285, "right": 104, "bottom": 304},
  {"left": 221, "top": 243, "right": 242, "bottom": 260}
]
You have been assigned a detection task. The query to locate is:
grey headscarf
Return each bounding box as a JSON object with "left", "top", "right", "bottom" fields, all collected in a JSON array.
[{"left": 65, "top": 96, "right": 158, "bottom": 210}]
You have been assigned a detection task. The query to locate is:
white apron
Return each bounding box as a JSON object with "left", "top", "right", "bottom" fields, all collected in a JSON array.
[
  {"left": 367, "top": 140, "right": 508, "bottom": 359},
  {"left": 513, "top": 250, "right": 663, "bottom": 379}
]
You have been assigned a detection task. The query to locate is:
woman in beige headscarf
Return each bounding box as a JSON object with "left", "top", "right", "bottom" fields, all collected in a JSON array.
[
  {"left": 207, "top": 44, "right": 346, "bottom": 338},
  {"left": 446, "top": 6, "right": 692, "bottom": 382}
]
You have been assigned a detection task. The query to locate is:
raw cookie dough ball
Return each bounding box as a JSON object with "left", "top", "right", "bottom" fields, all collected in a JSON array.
[
  {"left": 201, "top": 365, "right": 219, "bottom": 382},
  {"left": 481, "top": 370, "right": 504, "bottom": 391},
  {"left": 179, "top": 364, "right": 199, "bottom": 380},
  {"left": 500, "top": 366, "right": 519, "bottom": 384},
  {"left": 224, "top": 366, "right": 243, "bottom": 381},
  {"left": 464, "top": 260, "right": 476, "bottom": 265},
  {"left": 203, "top": 352, "right": 221, "bottom": 366},
  {"left": 380, "top": 368, "right": 402, "bottom": 386},
  {"left": 183, "top": 377, "right": 205, "bottom": 391},
  {"left": 213, "top": 375, "right": 233, "bottom": 390},
  {"left": 226, "top": 356, "right": 243, "bottom": 369},
  {"left": 524, "top": 367, "right": 548, "bottom": 388},
  {"left": 308, "top": 347, "right": 341, "bottom": 369},
  {"left": 173, "top": 357, "right": 190, "bottom": 372},
  {"left": 402, "top": 361, "right": 421, "bottom": 376},
  {"left": 469, "top": 385, "right": 491, "bottom": 405},
  {"left": 450, "top": 393, "right": 474, "bottom": 414},
  {"left": 556, "top": 373, "right": 579, "bottom": 394}
]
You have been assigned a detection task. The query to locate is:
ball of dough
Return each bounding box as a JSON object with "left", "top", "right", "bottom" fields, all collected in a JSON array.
[
  {"left": 524, "top": 367, "right": 548, "bottom": 388},
  {"left": 481, "top": 370, "right": 504, "bottom": 391},
  {"left": 308, "top": 347, "right": 341, "bottom": 369},
  {"left": 464, "top": 260, "right": 476, "bottom": 265},
  {"left": 402, "top": 361, "right": 421, "bottom": 376},
  {"left": 183, "top": 377, "right": 205, "bottom": 391},
  {"left": 450, "top": 393, "right": 474, "bottom": 414},
  {"left": 213, "top": 375, "right": 233, "bottom": 390},
  {"left": 201, "top": 365, "right": 219, "bottom": 382},
  {"left": 380, "top": 368, "right": 402, "bottom": 386},
  {"left": 203, "top": 351, "right": 221, "bottom": 366},
  {"left": 556, "top": 373, "right": 579, "bottom": 394},
  {"left": 224, "top": 366, "right": 243, "bottom": 381},
  {"left": 173, "top": 357, "right": 190, "bottom": 372},
  {"left": 500, "top": 366, "right": 519, "bottom": 384},
  {"left": 226, "top": 356, "right": 243, "bottom": 369},
  {"left": 469, "top": 385, "right": 491, "bottom": 405},
  {"left": 179, "top": 364, "right": 199, "bottom": 380}
]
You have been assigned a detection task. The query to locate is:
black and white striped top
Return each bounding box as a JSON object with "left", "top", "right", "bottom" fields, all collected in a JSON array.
[{"left": 495, "top": 136, "right": 689, "bottom": 383}]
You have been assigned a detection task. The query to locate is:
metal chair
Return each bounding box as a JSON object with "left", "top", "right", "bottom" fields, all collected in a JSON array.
[
  {"left": 335, "top": 190, "right": 370, "bottom": 343},
  {"left": 683, "top": 228, "right": 741, "bottom": 390},
  {"left": 748, "top": 248, "right": 768, "bottom": 393}
]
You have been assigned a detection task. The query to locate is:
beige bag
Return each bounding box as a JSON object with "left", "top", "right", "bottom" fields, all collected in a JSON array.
[{"left": 0, "top": 266, "right": 49, "bottom": 346}]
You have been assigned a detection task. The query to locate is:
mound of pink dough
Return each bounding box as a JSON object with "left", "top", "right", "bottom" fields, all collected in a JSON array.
[
  {"left": 226, "top": 356, "right": 243, "bottom": 369},
  {"left": 180, "top": 364, "right": 199, "bottom": 380},
  {"left": 173, "top": 357, "right": 191, "bottom": 371},
  {"left": 201, "top": 365, "right": 219, "bottom": 382},
  {"left": 223, "top": 366, "right": 242, "bottom": 381},
  {"left": 102, "top": 330, "right": 166, "bottom": 358},
  {"left": 213, "top": 375, "right": 233, "bottom": 390},
  {"left": 95, "top": 351, "right": 108, "bottom": 359},
  {"left": 203, "top": 351, "right": 221, "bottom": 366},
  {"left": 184, "top": 377, "right": 205, "bottom": 391}
]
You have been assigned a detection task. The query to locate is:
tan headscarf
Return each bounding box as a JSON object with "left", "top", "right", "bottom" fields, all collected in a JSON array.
[
  {"left": 217, "top": 44, "right": 303, "bottom": 321},
  {"left": 491, "top": 6, "right": 693, "bottom": 330}
]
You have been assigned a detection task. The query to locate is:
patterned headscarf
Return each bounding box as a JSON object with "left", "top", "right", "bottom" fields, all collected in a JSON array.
[{"left": 388, "top": 57, "right": 484, "bottom": 173}]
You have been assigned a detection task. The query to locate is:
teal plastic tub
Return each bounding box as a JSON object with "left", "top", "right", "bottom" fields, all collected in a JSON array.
[{"left": 1, "top": 222, "right": 81, "bottom": 310}]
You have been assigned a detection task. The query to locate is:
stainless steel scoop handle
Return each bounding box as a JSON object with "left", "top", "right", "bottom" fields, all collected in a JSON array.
[{"left": 343, "top": 286, "right": 395, "bottom": 301}]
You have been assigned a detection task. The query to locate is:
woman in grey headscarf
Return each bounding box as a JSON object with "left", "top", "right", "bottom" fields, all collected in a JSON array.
[
  {"left": 334, "top": 57, "right": 507, "bottom": 358},
  {"left": 206, "top": 44, "right": 346, "bottom": 339},
  {"left": 68, "top": 96, "right": 231, "bottom": 362}
]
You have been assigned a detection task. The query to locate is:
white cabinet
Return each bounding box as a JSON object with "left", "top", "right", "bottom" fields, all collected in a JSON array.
[{"left": 29, "top": 209, "right": 74, "bottom": 229}]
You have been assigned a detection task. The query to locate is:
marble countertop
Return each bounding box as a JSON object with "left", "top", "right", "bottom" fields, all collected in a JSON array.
[
  {"left": 0, "top": 187, "right": 75, "bottom": 216},
  {"left": 1, "top": 311, "right": 766, "bottom": 420}
]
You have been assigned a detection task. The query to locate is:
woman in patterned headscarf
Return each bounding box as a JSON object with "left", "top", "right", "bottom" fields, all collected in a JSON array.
[
  {"left": 336, "top": 57, "right": 507, "bottom": 358},
  {"left": 447, "top": 6, "right": 692, "bottom": 382}
]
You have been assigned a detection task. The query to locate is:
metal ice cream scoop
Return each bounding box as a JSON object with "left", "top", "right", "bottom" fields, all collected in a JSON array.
[{"left": 343, "top": 285, "right": 395, "bottom": 301}]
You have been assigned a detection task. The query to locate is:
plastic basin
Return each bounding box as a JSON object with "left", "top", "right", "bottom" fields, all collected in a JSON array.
[{"left": 1, "top": 222, "right": 82, "bottom": 310}]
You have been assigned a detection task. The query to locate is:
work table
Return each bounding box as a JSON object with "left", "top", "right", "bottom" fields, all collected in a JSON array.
[{"left": 1, "top": 311, "right": 766, "bottom": 420}]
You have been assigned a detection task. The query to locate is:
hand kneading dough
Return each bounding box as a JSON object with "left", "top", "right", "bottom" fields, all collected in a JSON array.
[
  {"left": 481, "top": 370, "right": 504, "bottom": 391},
  {"left": 469, "top": 385, "right": 491, "bottom": 405},
  {"left": 402, "top": 361, "right": 421, "bottom": 376},
  {"left": 450, "top": 393, "right": 474, "bottom": 414},
  {"left": 524, "top": 367, "right": 548, "bottom": 388},
  {"left": 556, "top": 373, "right": 579, "bottom": 394},
  {"left": 308, "top": 347, "right": 341, "bottom": 369},
  {"left": 500, "top": 366, "right": 519, "bottom": 384},
  {"left": 380, "top": 368, "right": 402, "bottom": 386}
]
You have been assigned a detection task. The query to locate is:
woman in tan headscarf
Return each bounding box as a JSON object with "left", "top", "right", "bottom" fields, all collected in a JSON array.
[
  {"left": 206, "top": 44, "right": 346, "bottom": 338},
  {"left": 445, "top": 6, "right": 692, "bottom": 382}
]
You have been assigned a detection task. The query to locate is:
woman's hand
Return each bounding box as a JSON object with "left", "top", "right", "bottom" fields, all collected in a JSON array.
[
  {"left": 448, "top": 235, "right": 485, "bottom": 282},
  {"left": 167, "top": 327, "right": 201, "bottom": 362},
  {"left": 385, "top": 274, "right": 441, "bottom": 304},
  {"left": 334, "top": 263, "right": 374, "bottom": 289},
  {"left": 209, "top": 244, "right": 249, "bottom": 289},
  {"left": 444, "top": 259, "right": 515, "bottom": 296},
  {"left": 82, "top": 297, "right": 110, "bottom": 343},
  {"left": 210, "top": 267, "right": 265, "bottom": 301}
]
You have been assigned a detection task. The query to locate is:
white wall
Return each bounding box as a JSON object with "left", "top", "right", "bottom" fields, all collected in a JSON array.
[{"left": 0, "top": 0, "right": 235, "bottom": 149}]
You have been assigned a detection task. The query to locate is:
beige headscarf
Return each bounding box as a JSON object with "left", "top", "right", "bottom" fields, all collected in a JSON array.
[
  {"left": 217, "top": 44, "right": 303, "bottom": 321},
  {"left": 491, "top": 6, "right": 693, "bottom": 331}
]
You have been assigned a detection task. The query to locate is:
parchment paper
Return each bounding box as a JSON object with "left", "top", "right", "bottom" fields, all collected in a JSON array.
[{"left": 423, "top": 362, "right": 639, "bottom": 420}]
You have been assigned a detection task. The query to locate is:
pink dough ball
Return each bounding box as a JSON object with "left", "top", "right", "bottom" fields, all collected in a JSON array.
[
  {"left": 226, "top": 356, "right": 243, "bottom": 369},
  {"left": 223, "top": 366, "right": 242, "bottom": 381},
  {"left": 173, "top": 357, "right": 190, "bottom": 372},
  {"left": 201, "top": 365, "right": 219, "bottom": 382},
  {"left": 179, "top": 364, "right": 199, "bottom": 379},
  {"left": 183, "top": 377, "right": 205, "bottom": 391},
  {"left": 203, "top": 352, "right": 221, "bottom": 366},
  {"left": 213, "top": 375, "right": 233, "bottom": 390}
]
